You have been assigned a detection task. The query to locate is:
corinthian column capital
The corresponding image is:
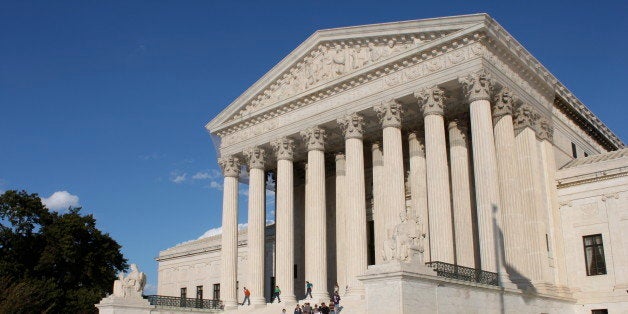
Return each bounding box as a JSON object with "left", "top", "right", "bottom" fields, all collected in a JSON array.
[
  {"left": 492, "top": 88, "right": 515, "bottom": 119},
  {"left": 373, "top": 99, "right": 403, "bottom": 128},
  {"left": 459, "top": 70, "right": 493, "bottom": 102},
  {"left": 337, "top": 113, "right": 365, "bottom": 139},
  {"left": 243, "top": 146, "right": 267, "bottom": 170},
  {"left": 536, "top": 118, "right": 554, "bottom": 142},
  {"left": 271, "top": 137, "right": 295, "bottom": 161},
  {"left": 218, "top": 155, "right": 242, "bottom": 177},
  {"left": 414, "top": 86, "right": 446, "bottom": 116},
  {"left": 513, "top": 104, "right": 541, "bottom": 131},
  {"left": 300, "top": 126, "right": 327, "bottom": 151}
]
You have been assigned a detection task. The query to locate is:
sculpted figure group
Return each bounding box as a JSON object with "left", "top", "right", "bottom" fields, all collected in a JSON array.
[
  {"left": 113, "top": 264, "right": 147, "bottom": 299},
  {"left": 382, "top": 210, "right": 426, "bottom": 263}
]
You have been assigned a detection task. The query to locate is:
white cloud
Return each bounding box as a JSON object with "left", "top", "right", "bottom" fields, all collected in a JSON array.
[
  {"left": 170, "top": 172, "right": 187, "bottom": 184},
  {"left": 192, "top": 169, "right": 221, "bottom": 180},
  {"left": 208, "top": 181, "right": 223, "bottom": 190},
  {"left": 42, "top": 191, "right": 80, "bottom": 211},
  {"left": 197, "top": 223, "right": 249, "bottom": 240}
]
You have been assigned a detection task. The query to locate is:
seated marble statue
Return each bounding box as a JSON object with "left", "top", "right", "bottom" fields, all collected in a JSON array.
[
  {"left": 382, "top": 211, "right": 425, "bottom": 263},
  {"left": 112, "top": 264, "right": 146, "bottom": 299}
]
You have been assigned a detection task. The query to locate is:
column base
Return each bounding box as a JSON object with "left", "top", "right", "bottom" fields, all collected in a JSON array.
[
  {"left": 310, "top": 291, "right": 330, "bottom": 304},
  {"left": 249, "top": 296, "right": 267, "bottom": 306},
  {"left": 278, "top": 295, "right": 297, "bottom": 304},
  {"left": 224, "top": 304, "right": 238, "bottom": 310}
]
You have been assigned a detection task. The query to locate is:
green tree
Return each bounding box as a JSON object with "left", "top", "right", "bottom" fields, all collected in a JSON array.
[{"left": 0, "top": 190, "right": 128, "bottom": 313}]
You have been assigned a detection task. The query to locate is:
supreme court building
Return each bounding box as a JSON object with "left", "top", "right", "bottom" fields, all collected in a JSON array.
[{"left": 156, "top": 14, "right": 628, "bottom": 313}]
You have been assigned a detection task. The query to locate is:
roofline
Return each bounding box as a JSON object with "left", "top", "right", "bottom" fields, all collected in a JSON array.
[
  {"left": 205, "top": 13, "right": 624, "bottom": 150},
  {"left": 205, "top": 14, "right": 487, "bottom": 131}
]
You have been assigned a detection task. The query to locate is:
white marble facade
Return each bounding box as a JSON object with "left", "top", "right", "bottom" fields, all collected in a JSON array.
[{"left": 157, "top": 14, "right": 627, "bottom": 313}]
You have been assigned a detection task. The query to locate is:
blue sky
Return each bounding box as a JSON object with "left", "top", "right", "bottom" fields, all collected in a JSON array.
[{"left": 1, "top": 1, "right": 626, "bottom": 294}]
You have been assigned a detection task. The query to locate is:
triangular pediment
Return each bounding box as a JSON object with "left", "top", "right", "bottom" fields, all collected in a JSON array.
[{"left": 206, "top": 14, "right": 489, "bottom": 133}]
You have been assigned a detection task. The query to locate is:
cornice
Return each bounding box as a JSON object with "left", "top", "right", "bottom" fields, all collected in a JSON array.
[
  {"left": 208, "top": 14, "right": 624, "bottom": 152},
  {"left": 206, "top": 14, "right": 487, "bottom": 131}
]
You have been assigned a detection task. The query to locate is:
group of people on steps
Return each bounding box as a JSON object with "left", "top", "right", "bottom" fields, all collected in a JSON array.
[{"left": 241, "top": 280, "right": 342, "bottom": 313}]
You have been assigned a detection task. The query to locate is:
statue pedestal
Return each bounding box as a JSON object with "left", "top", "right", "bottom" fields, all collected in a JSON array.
[
  {"left": 358, "top": 261, "right": 575, "bottom": 314},
  {"left": 95, "top": 295, "right": 152, "bottom": 314}
]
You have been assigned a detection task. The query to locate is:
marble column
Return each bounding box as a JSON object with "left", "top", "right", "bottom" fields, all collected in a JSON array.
[
  {"left": 271, "top": 138, "right": 297, "bottom": 303},
  {"left": 537, "top": 118, "right": 567, "bottom": 291},
  {"left": 374, "top": 100, "right": 406, "bottom": 245},
  {"left": 414, "top": 87, "right": 454, "bottom": 264},
  {"left": 513, "top": 105, "right": 546, "bottom": 283},
  {"left": 447, "top": 114, "right": 475, "bottom": 268},
  {"left": 459, "top": 71, "right": 501, "bottom": 272},
  {"left": 371, "top": 142, "right": 385, "bottom": 265},
  {"left": 492, "top": 89, "right": 525, "bottom": 281},
  {"left": 408, "top": 131, "right": 429, "bottom": 261},
  {"left": 337, "top": 113, "right": 368, "bottom": 296},
  {"left": 335, "top": 153, "right": 347, "bottom": 291},
  {"left": 218, "top": 155, "right": 241, "bottom": 309},
  {"left": 300, "top": 126, "right": 328, "bottom": 300},
  {"left": 243, "top": 147, "right": 267, "bottom": 305}
]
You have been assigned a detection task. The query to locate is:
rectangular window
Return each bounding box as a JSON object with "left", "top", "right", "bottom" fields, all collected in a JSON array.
[
  {"left": 546, "top": 234, "right": 550, "bottom": 252},
  {"left": 571, "top": 142, "right": 578, "bottom": 158},
  {"left": 583, "top": 234, "right": 607, "bottom": 276},
  {"left": 591, "top": 310, "right": 608, "bottom": 314},
  {"left": 180, "top": 287, "right": 187, "bottom": 307},
  {"left": 294, "top": 264, "right": 298, "bottom": 279},
  {"left": 195, "top": 286, "right": 203, "bottom": 308},
  {"left": 213, "top": 284, "right": 220, "bottom": 300}
]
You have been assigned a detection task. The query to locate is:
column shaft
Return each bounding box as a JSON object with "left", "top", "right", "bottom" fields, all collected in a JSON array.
[
  {"left": 371, "top": 143, "right": 385, "bottom": 265},
  {"left": 382, "top": 126, "right": 406, "bottom": 239},
  {"left": 514, "top": 127, "right": 546, "bottom": 282},
  {"left": 345, "top": 137, "right": 367, "bottom": 295},
  {"left": 220, "top": 175, "right": 239, "bottom": 308},
  {"left": 408, "top": 132, "right": 429, "bottom": 261},
  {"left": 276, "top": 159, "right": 296, "bottom": 302},
  {"left": 469, "top": 99, "right": 501, "bottom": 272},
  {"left": 337, "top": 113, "right": 367, "bottom": 297},
  {"left": 305, "top": 149, "right": 328, "bottom": 299},
  {"left": 335, "top": 154, "right": 347, "bottom": 292},
  {"left": 448, "top": 118, "right": 475, "bottom": 268},
  {"left": 247, "top": 167, "right": 266, "bottom": 304},
  {"left": 493, "top": 113, "right": 526, "bottom": 279},
  {"left": 424, "top": 114, "right": 454, "bottom": 263}
]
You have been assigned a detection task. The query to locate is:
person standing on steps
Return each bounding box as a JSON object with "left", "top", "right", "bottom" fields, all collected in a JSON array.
[
  {"left": 294, "top": 304, "right": 303, "bottom": 314},
  {"left": 332, "top": 292, "right": 341, "bottom": 312},
  {"left": 302, "top": 302, "right": 312, "bottom": 314},
  {"left": 241, "top": 287, "right": 251, "bottom": 306},
  {"left": 273, "top": 285, "right": 282, "bottom": 303},
  {"left": 305, "top": 281, "right": 313, "bottom": 299}
]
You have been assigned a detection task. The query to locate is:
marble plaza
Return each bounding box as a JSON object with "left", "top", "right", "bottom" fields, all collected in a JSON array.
[{"left": 99, "top": 14, "right": 628, "bottom": 314}]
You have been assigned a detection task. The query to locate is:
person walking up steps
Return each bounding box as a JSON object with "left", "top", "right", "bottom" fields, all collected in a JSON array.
[
  {"left": 241, "top": 287, "right": 251, "bottom": 306},
  {"left": 273, "top": 285, "right": 282, "bottom": 303},
  {"left": 305, "top": 281, "right": 313, "bottom": 299}
]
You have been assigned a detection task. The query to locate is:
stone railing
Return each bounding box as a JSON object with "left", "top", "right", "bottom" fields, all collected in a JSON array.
[
  {"left": 144, "top": 295, "right": 223, "bottom": 310},
  {"left": 425, "top": 261, "right": 499, "bottom": 286}
]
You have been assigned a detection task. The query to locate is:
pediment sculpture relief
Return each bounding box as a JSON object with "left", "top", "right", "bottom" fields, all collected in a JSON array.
[{"left": 231, "top": 33, "right": 449, "bottom": 121}]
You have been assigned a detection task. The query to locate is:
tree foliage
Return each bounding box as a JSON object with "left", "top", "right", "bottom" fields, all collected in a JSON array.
[{"left": 0, "top": 190, "right": 128, "bottom": 313}]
